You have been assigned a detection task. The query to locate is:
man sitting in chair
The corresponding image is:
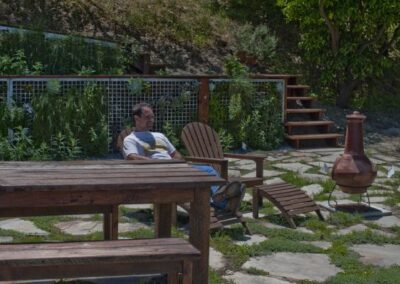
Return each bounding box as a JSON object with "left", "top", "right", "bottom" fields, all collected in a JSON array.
[{"left": 123, "top": 102, "right": 241, "bottom": 209}]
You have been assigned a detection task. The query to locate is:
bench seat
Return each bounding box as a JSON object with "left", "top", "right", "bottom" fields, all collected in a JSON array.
[{"left": 0, "top": 238, "right": 200, "bottom": 284}]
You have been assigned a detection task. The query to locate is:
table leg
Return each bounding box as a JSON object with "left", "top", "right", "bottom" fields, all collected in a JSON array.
[
  {"left": 189, "top": 187, "right": 210, "bottom": 284},
  {"left": 103, "top": 205, "right": 119, "bottom": 240},
  {"left": 154, "top": 203, "right": 172, "bottom": 238}
]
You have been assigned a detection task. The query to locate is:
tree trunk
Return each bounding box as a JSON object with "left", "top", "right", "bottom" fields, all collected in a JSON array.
[{"left": 336, "top": 79, "right": 360, "bottom": 108}]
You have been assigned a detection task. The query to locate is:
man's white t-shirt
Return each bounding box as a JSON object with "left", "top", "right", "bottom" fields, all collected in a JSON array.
[{"left": 123, "top": 131, "right": 176, "bottom": 159}]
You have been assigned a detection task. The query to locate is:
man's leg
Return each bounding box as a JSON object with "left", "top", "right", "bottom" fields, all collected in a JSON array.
[{"left": 191, "top": 164, "right": 227, "bottom": 209}]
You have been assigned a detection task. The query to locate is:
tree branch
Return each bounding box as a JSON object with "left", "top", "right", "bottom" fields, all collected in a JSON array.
[
  {"left": 379, "top": 24, "right": 400, "bottom": 56},
  {"left": 319, "top": 0, "right": 339, "bottom": 56}
]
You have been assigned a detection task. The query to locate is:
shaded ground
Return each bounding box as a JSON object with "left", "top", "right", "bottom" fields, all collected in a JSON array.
[
  {"left": 1, "top": 140, "right": 400, "bottom": 283},
  {"left": 318, "top": 101, "right": 400, "bottom": 148}
]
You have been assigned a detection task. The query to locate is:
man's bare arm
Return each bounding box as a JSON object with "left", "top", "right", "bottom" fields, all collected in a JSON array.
[
  {"left": 171, "top": 150, "right": 183, "bottom": 160},
  {"left": 126, "top": 153, "right": 151, "bottom": 160}
]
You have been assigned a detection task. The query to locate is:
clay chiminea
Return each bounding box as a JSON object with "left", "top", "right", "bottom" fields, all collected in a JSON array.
[{"left": 331, "top": 111, "right": 377, "bottom": 194}]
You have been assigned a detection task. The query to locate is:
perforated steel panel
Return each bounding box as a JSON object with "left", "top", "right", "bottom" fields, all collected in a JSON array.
[
  {"left": 209, "top": 78, "right": 285, "bottom": 122},
  {"left": 2, "top": 77, "right": 283, "bottom": 153},
  {"left": 4, "top": 77, "right": 200, "bottom": 152}
]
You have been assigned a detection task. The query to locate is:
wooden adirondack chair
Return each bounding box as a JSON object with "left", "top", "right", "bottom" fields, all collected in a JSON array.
[{"left": 181, "top": 122, "right": 266, "bottom": 232}]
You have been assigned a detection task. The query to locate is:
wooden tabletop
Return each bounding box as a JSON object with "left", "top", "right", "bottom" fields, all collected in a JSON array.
[{"left": 0, "top": 160, "right": 225, "bottom": 192}]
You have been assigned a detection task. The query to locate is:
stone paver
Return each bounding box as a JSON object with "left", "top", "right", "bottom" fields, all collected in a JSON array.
[
  {"left": 209, "top": 247, "right": 227, "bottom": 270},
  {"left": 336, "top": 224, "right": 395, "bottom": 237},
  {"left": 0, "top": 236, "right": 13, "bottom": 243},
  {"left": 368, "top": 196, "right": 387, "bottom": 203},
  {"left": 374, "top": 155, "right": 399, "bottom": 163},
  {"left": 242, "top": 252, "right": 342, "bottom": 282},
  {"left": 232, "top": 234, "right": 268, "bottom": 246},
  {"left": 263, "top": 169, "right": 284, "bottom": 177},
  {"left": 243, "top": 193, "right": 253, "bottom": 202},
  {"left": 122, "top": 204, "right": 152, "bottom": 210},
  {"left": 318, "top": 154, "right": 340, "bottom": 163},
  {"left": 351, "top": 244, "right": 400, "bottom": 267},
  {"left": 264, "top": 177, "right": 285, "bottom": 185},
  {"left": 370, "top": 215, "right": 400, "bottom": 228},
  {"left": 224, "top": 272, "right": 294, "bottom": 284},
  {"left": 273, "top": 163, "right": 311, "bottom": 173},
  {"left": 300, "top": 241, "right": 332, "bottom": 250},
  {"left": 243, "top": 212, "right": 266, "bottom": 219},
  {"left": 0, "top": 218, "right": 49, "bottom": 236},
  {"left": 300, "top": 173, "right": 329, "bottom": 182},
  {"left": 55, "top": 220, "right": 149, "bottom": 235},
  {"left": 290, "top": 151, "right": 320, "bottom": 158},
  {"left": 228, "top": 169, "right": 242, "bottom": 177},
  {"left": 301, "top": 184, "right": 324, "bottom": 197},
  {"left": 307, "top": 161, "right": 333, "bottom": 171}
]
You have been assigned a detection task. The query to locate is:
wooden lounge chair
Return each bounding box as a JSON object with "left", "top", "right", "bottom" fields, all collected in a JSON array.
[
  {"left": 181, "top": 122, "right": 266, "bottom": 233},
  {"left": 253, "top": 182, "right": 325, "bottom": 228}
]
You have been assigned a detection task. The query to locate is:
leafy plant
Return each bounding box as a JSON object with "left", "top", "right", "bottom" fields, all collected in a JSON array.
[
  {"left": 209, "top": 57, "right": 283, "bottom": 150},
  {"left": 162, "top": 121, "right": 181, "bottom": 149},
  {"left": 217, "top": 129, "right": 234, "bottom": 152},
  {"left": 31, "top": 82, "right": 109, "bottom": 157},
  {"left": 127, "top": 78, "right": 151, "bottom": 96},
  {"left": 50, "top": 132, "right": 82, "bottom": 161},
  {"left": 234, "top": 24, "right": 278, "bottom": 67},
  {"left": 278, "top": 0, "right": 400, "bottom": 108}
]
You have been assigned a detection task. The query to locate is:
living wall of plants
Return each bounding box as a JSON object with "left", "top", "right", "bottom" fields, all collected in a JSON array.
[
  {"left": 208, "top": 57, "right": 284, "bottom": 151},
  {"left": 0, "top": 81, "right": 108, "bottom": 161},
  {"left": 0, "top": 31, "right": 128, "bottom": 75}
]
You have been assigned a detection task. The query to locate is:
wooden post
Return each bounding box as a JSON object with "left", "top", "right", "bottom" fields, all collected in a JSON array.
[{"left": 198, "top": 77, "right": 210, "bottom": 124}]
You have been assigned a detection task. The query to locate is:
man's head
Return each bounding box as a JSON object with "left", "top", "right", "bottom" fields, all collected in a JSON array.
[{"left": 132, "top": 102, "right": 154, "bottom": 131}]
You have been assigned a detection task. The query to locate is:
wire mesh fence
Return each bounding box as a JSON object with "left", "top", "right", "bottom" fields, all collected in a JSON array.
[{"left": 0, "top": 76, "right": 284, "bottom": 153}]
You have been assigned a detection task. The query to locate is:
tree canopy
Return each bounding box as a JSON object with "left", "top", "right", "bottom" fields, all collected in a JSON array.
[{"left": 278, "top": 0, "right": 400, "bottom": 107}]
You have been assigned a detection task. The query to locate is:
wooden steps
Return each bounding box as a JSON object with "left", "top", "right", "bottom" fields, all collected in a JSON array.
[
  {"left": 285, "top": 133, "right": 342, "bottom": 148},
  {"left": 286, "top": 96, "right": 316, "bottom": 101},
  {"left": 286, "top": 108, "right": 325, "bottom": 114},
  {"left": 285, "top": 120, "right": 334, "bottom": 134},
  {"left": 284, "top": 75, "right": 342, "bottom": 148}
]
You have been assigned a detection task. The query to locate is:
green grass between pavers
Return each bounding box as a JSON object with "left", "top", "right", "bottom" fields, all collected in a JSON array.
[
  {"left": 244, "top": 267, "right": 270, "bottom": 276},
  {"left": 329, "top": 229, "right": 400, "bottom": 245},
  {"left": 25, "top": 215, "right": 103, "bottom": 242},
  {"left": 280, "top": 171, "right": 313, "bottom": 187},
  {"left": 209, "top": 268, "right": 231, "bottom": 284},
  {"left": 326, "top": 241, "right": 400, "bottom": 284},
  {"left": 328, "top": 211, "right": 363, "bottom": 227}
]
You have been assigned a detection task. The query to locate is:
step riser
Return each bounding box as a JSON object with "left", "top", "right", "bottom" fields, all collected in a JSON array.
[
  {"left": 287, "top": 100, "right": 313, "bottom": 109},
  {"left": 286, "top": 112, "right": 322, "bottom": 120},
  {"left": 284, "top": 82, "right": 341, "bottom": 148},
  {"left": 289, "top": 137, "right": 339, "bottom": 148},
  {"left": 286, "top": 125, "right": 331, "bottom": 135}
]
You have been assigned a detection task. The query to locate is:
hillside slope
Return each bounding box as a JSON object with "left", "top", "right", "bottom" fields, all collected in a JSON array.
[{"left": 0, "top": 0, "right": 238, "bottom": 74}]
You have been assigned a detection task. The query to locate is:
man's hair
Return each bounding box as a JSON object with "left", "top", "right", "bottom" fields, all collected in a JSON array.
[{"left": 132, "top": 102, "right": 152, "bottom": 118}]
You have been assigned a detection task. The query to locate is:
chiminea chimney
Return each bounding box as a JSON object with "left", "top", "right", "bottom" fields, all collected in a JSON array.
[{"left": 331, "top": 111, "right": 377, "bottom": 194}]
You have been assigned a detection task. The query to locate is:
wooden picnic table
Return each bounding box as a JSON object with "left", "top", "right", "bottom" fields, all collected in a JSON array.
[{"left": 0, "top": 159, "right": 225, "bottom": 284}]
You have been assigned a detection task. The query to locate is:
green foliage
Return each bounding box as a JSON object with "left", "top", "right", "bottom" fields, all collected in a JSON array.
[
  {"left": 327, "top": 267, "right": 400, "bottom": 284},
  {"left": 31, "top": 82, "right": 109, "bottom": 157},
  {"left": 328, "top": 212, "right": 363, "bottom": 228},
  {"left": 162, "top": 121, "right": 181, "bottom": 149},
  {"left": 217, "top": 129, "right": 234, "bottom": 152},
  {"left": 255, "top": 238, "right": 323, "bottom": 254},
  {"left": 280, "top": 171, "right": 312, "bottom": 187},
  {"left": 121, "top": 0, "right": 233, "bottom": 47},
  {"left": 0, "top": 31, "right": 126, "bottom": 75},
  {"left": 127, "top": 78, "right": 151, "bottom": 96},
  {"left": 49, "top": 132, "right": 82, "bottom": 161},
  {"left": 209, "top": 56, "right": 284, "bottom": 150},
  {"left": 0, "top": 100, "right": 29, "bottom": 137},
  {"left": 278, "top": 0, "right": 400, "bottom": 107},
  {"left": 234, "top": 24, "right": 278, "bottom": 66}
]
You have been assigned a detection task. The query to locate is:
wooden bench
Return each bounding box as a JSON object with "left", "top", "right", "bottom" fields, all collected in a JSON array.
[
  {"left": 253, "top": 182, "right": 324, "bottom": 228},
  {"left": 0, "top": 238, "right": 200, "bottom": 284}
]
